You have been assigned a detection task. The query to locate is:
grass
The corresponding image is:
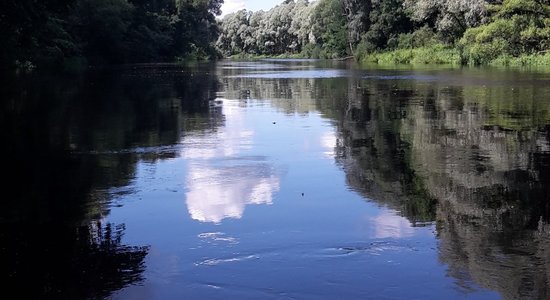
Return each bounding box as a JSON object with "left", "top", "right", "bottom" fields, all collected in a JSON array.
[
  {"left": 361, "top": 44, "right": 550, "bottom": 68},
  {"left": 224, "top": 46, "right": 550, "bottom": 69},
  {"left": 361, "top": 44, "right": 461, "bottom": 66},
  {"left": 488, "top": 52, "right": 550, "bottom": 67}
]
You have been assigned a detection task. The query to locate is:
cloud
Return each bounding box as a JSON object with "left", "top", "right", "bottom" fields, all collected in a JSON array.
[
  {"left": 182, "top": 99, "right": 281, "bottom": 223},
  {"left": 220, "top": 0, "right": 246, "bottom": 17},
  {"left": 320, "top": 131, "right": 337, "bottom": 157},
  {"left": 185, "top": 164, "right": 280, "bottom": 223},
  {"left": 370, "top": 210, "right": 415, "bottom": 239}
]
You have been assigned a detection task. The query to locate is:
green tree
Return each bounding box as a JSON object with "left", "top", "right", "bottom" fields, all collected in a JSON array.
[
  {"left": 216, "top": 10, "right": 253, "bottom": 55},
  {"left": 311, "top": 0, "right": 348, "bottom": 58},
  {"left": 404, "top": 0, "right": 488, "bottom": 42},
  {"left": 0, "top": 0, "right": 77, "bottom": 68},
  {"left": 363, "top": 0, "right": 412, "bottom": 51},
  {"left": 343, "top": 0, "right": 370, "bottom": 48},
  {"left": 1, "top": 0, "right": 224, "bottom": 69},
  {"left": 216, "top": 1, "right": 317, "bottom": 56},
  {"left": 125, "top": 0, "right": 177, "bottom": 62},
  {"left": 173, "top": 0, "right": 222, "bottom": 59},
  {"left": 460, "top": 0, "right": 550, "bottom": 64},
  {"left": 70, "top": 0, "right": 135, "bottom": 65}
]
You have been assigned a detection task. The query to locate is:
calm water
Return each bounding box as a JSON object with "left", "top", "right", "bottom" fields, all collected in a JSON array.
[{"left": 2, "top": 60, "right": 550, "bottom": 299}]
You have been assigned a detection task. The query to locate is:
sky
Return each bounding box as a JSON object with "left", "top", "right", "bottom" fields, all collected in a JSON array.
[{"left": 220, "top": 0, "right": 282, "bottom": 17}]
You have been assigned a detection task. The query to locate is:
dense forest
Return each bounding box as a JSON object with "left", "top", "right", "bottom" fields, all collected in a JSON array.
[
  {"left": 1, "top": 0, "right": 548, "bottom": 69},
  {"left": 0, "top": 0, "right": 222, "bottom": 70},
  {"left": 217, "top": 0, "right": 550, "bottom": 66}
]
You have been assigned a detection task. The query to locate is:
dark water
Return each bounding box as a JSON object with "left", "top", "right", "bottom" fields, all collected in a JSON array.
[{"left": 1, "top": 60, "right": 549, "bottom": 299}]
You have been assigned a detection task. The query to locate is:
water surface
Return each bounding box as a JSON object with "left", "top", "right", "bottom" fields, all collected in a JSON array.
[{"left": 2, "top": 60, "right": 549, "bottom": 299}]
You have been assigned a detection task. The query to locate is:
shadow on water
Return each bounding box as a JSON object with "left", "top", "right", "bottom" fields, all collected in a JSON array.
[
  {"left": 2, "top": 59, "right": 550, "bottom": 299},
  {"left": 221, "top": 61, "right": 550, "bottom": 300},
  {"left": 0, "top": 64, "right": 221, "bottom": 298},
  {"left": 331, "top": 72, "right": 550, "bottom": 300},
  {"left": 1, "top": 222, "right": 148, "bottom": 299}
]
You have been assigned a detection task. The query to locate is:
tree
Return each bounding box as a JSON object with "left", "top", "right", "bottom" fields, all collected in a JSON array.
[
  {"left": 0, "top": 0, "right": 77, "bottom": 68},
  {"left": 289, "top": 0, "right": 316, "bottom": 53},
  {"left": 363, "top": 0, "right": 413, "bottom": 51},
  {"left": 216, "top": 10, "right": 251, "bottom": 55},
  {"left": 311, "top": 0, "right": 348, "bottom": 58},
  {"left": 460, "top": 0, "right": 550, "bottom": 64},
  {"left": 343, "top": 0, "right": 371, "bottom": 48},
  {"left": 70, "top": 0, "right": 135, "bottom": 65},
  {"left": 1, "top": 0, "right": 224, "bottom": 69},
  {"left": 404, "top": 0, "right": 488, "bottom": 42},
  {"left": 216, "top": 1, "right": 317, "bottom": 56}
]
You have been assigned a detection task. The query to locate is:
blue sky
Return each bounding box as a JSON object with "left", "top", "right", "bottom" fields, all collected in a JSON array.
[{"left": 220, "top": 0, "right": 282, "bottom": 17}]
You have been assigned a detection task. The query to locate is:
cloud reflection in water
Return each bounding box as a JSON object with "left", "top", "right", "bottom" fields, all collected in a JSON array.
[
  {"left": 182, "top": 99, "right": 281, "bottom": 223},
  {"left": 371, "top": 210, "right": 415, "bottom": 239}
]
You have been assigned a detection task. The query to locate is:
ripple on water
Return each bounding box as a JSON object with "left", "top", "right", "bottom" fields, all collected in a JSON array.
[
  {"left": 231, "top": 70, "right": 348, "bottom": 79},
  {"left": 362, "top": 74, "right": 437, "bottom": 81},
  {"left": 220, "top": 62, "right": 286, "bottom": 70},
  {"left": 198, "top": 232, "right": 239, "bottom": 244},
  {"left": 195, "top": 254, "right": 260, "bottom": 266},
  {"left": 316, "top": 241, "right": 418, "bottom": 258}
]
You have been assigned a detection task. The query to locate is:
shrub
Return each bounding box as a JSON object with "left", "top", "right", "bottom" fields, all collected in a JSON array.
[
  {"left": 363, "top": 44, "right": 461, "bottom": 65},
  {"left": 393, "top": 26, "right": 439, "bottom": 49}
]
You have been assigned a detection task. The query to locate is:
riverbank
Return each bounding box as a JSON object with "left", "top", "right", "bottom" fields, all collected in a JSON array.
[
  {"left": 228, "top": 53, "right": 305, "bottom": 60},
  {"left": 226, "top": 46, "right": 550, "bottom": 68},
  {"left": 362, "top": 45, "right": 550, "bottom": 67}
]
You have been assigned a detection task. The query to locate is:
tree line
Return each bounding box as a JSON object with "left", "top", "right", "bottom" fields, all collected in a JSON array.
[
  {"left": 0, "top": 0, "right": 222, "bottom": 70},
  {"left": 1, "top": 0, "right": 548, "bottom": 69},
  {"left": 216, "top": 0, "right": 550, "bottom": 65}
]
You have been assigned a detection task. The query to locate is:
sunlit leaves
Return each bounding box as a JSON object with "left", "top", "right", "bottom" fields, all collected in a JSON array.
[
  {"left": 216, "top": 0, "right": 318, "bottom": 56},
  {"left": 460, "top": 0, "right": 550, "bottom": 64},
  {"left": 404, "top": 0, "right": 488, "bottom": 41}
]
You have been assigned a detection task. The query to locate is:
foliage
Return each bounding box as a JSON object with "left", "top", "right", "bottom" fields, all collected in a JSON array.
[
  {"left": 459, "top": 0, "right": 550, "bottom": 65},
  {"left": 217, "top": 0, "right": 550, "bottom": 66},
  {"left": 71, "top": 0, "right": 135, "bottom": 64},
  {"left": 361, "top": 0, "right": 413, "bottom": 52},
  {"left": 0, "top": 1, "right": 78, "bottom": 67},
  {"left": 216, "top": 0, "right": 410, "bottom": 58},
  {"left": 403, "top": 0, "right": 488, "bottom": 42},
  {"left": 364, "top": 44, "right": 462, "bottom": 65},
  {"left": 216, "top": 0, "right": 319, "bottom": 57},
  {"left": 342, "top": 0, "right": 370, "bottom": 46},
  {"left": 1, "top": 0, "right": 223, "bottom": 69},
  {"left": 2, "top": 222, "right": 149, "bottom": 299},
  {"left": 311, "top": 0, "right": 349, "bottom": 58},
  {"left": 489, "top": 53, "right": 550, "bottom": 67},
  {"left": 391, "top": 26, "right": 439, "bottom": 49},
  {"left": 216, "top": 0, "right": 351, "bottom": 58},
  {"left": 3, "top": 0, "right": 548, "bottom": 67}
]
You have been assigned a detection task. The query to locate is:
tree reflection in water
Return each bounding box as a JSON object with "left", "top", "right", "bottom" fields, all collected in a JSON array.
[
  {"left": 1, "top": 222, "right": 148, "bottom": 299},
  {"left": 0, "top": 64, "right": 221, "bottom": 298},
  {"left": 2, "top": 60, "right": 549, "bottom": 299},
  {"left": 333, "top": 75, "right": 550, "bottom": 300},
  {"left": 223, "top": 66, "right": 550, "bottom": 299}
]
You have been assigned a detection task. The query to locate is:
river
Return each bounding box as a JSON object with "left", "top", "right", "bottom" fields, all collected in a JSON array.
[{"left": 2, "top": 60, "right": 549, "bottom": 299}]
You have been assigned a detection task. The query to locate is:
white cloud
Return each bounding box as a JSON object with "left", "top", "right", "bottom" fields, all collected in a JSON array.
[
  {"left": 320, "top": 131, "right": 337, "bottom": 157},
  {"left": 370, "top": 210, "right": 415, "bottom": 239},
  {"left": 220, "top": 0, "right": 246, "bottom": 17},
  {"left": 185, "top": 164, "right": 279, "bottom": 223},
  {"left": 182, "top": 99, "right": 281, "bottom": 223}
]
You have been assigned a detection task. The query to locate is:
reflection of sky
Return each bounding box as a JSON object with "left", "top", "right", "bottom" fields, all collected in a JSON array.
[
  {"left": 181, "top": 100, "right": 280, "bottom": 223},
  {"left": 370, "top": 209, "right": 415, "bottom": 239},
  {"left": 106, "top": 62, "right": 506, "bottom": 300},
  {"left": 320, "top": 131, "right": 337, "bottom": 157},
  {"left": 231, "top": 70, "right": 348, "bottom": 79}
]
